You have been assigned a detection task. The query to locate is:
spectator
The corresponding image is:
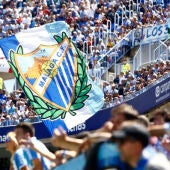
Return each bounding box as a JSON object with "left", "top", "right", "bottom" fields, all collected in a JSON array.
[
  {"left": 145, "top": 153, "right": 170, "bottom": 170},
  {"left": 84, "top": 122, "right": 150, "bottom": 170},
  {"left": 5, "top": 131, "right": 20, "bottom": 170},
  {"left": 14, "top": 122, "right": 52, "bottom": 170},
  {"left": 121, "top": 58, "right": 131, "bottom": 75}
]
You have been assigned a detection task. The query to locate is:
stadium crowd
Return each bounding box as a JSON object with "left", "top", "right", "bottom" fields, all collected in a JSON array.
[
  {"left": 0, "top": 0, "right": 169, "bottom": 69},
  {"left": 103, "top": 59, "right": 170, "bottom": 108},
  {"left": 0, "top": 88, "right": 40, "bottom": 126},
  {"left": 0, "top": 59, "right": 169, "bottom": 126},
  {"left": 0, "top": 0, "right": 169, "bottom": 126},
  {"left": 0, "top": 0, "right": 170, "bottom": 169}
]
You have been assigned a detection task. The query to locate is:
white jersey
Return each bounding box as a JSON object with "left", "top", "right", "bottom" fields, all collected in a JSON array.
[{"left": 30, "top": 137, "right": 52, "bottom": 170}]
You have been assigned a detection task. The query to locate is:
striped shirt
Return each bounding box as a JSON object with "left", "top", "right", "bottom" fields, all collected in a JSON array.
[
  {"left": 12, "top": 147, "right": 33, "bottom": 170},
  {"left": 30, "top": 137, "right": 52, "bottom": 170}
]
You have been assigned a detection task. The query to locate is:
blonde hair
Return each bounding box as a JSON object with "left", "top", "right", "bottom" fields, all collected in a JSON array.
[{"left": 6, "top": 131, "right": 18, "bottom": 149}]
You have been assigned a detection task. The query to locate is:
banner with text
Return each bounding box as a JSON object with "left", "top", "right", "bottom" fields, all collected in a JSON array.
[{"left": 136, "top": 23, "right": 169, "bottom": 43}]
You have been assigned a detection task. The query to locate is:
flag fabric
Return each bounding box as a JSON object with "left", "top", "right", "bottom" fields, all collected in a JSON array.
[
  {"left": 0, "top": 55, "right": 12, "bottom": 73},
  {"left": 0, "top": 21, "right": 104, "bottom": 131},
  {"left": 3, "top": 79, "right": 16, "bottom": 94}
]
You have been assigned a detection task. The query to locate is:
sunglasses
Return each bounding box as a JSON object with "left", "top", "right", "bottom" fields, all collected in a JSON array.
[{"left": 5, "top": 137, "right": 11, "bottom": 143}]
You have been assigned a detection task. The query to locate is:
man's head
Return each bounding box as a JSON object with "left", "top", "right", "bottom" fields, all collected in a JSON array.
[
  {"left": 5, "top": 131, "right": 18, "bottom": 153},
  {"left": 112, "top": 122, "right": 150, "bottom": 167},
  {"left": 110, "top": 103, "right": 138, "bottom": 130},
  {"left": 15, "top": 122, "right": 35, "bottom": 142},
  {"left": 123, "top": 58, "right": 128, "bottom": 64},
  {"left": 150, "top": 108, "right": 169, "bottom": 125}
]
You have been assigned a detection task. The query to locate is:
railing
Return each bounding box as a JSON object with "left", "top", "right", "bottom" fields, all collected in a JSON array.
[
  {"left": 83, "top": 22, "right": 169, "bottom": 85},
  {"left": 85, "top": 29, "right": 134, "bottom": 84},
  {"left": 154, "top": 38, "right": 170, "bottom": 61},
  {"left": 132, "top": 46, "right": 140, "bottom": 73},
  {"left": 98, "top": 30, "right": 134, "bottom": 74},
  {"left": 132, "top": 23, "right": 170, "bottom": 72}
]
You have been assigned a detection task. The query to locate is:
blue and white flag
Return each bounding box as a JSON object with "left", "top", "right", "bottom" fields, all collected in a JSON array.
[{"left": 0, "top": 21, "right": 104, "bottom": 130}]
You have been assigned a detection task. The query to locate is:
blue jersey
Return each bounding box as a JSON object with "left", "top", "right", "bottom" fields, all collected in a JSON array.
[
  {"left": 13, "top": 142, "right": 51, "bottom": 170},
  {"left": 13, "top": 147, "right": 33, "bottom": 170}
]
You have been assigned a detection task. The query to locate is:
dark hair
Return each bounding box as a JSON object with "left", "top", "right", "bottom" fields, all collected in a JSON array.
[
  {"left": 15, "top": 122, "right": 35, "bottom": 137},
  {"left": 124, "top": 114, "right": 138, "bottom": 121},
  {"left": 111, "top": 103, "right": 138, "bottom": 120},
  {"left": 150, "top": 108, "right": 170, "bottom": 122}
]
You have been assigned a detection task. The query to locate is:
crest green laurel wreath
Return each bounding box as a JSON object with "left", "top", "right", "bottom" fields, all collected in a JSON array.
[{"left": 8, "top": 32, "right": 92, "bottom": 120}]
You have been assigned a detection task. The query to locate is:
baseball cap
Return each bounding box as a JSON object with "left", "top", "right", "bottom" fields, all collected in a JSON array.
[{"left": 111, "top": 122, "right": 150, "bottom": 148}]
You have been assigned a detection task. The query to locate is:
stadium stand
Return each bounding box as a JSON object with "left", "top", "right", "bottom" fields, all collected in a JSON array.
[
  {"left": 0, "top": 1, "right": 170, "bottom": 170},
  {"left": 0, "top": 0, "right": 169, "bottom": 126}
]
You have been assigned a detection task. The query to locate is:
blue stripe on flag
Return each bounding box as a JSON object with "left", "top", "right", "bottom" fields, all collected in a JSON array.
[
  {"left": 44, "top": 48, "right": 75, "bottom": 109},
  {"left": 61, "top": 57, "right": 73, "bottom": 90},
  {"left": 68, "top": 48, "right": 74, "bottom": 60},
  {"left": 58, "top": 66, "right": 72, "bottom": 98},
  {"left": 0, "top": 35, "right": 20, "bottom": 59},
  {"left": 44, "top": 78, "right": 66, "bottom": 108},
  {"left": 43, "top": 119, "right": 68, "bottom": 136}
]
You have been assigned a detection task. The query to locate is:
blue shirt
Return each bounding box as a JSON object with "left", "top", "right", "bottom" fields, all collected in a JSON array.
[
  {"left": 0, "top": 94, "right": 6, "bottom": 104},
  {"left": 97, "top": 142, "right": 148, "bottom": 170},
  {"left": 13, "top": 141, "right": 51, "bottom": 170},
  {"left": 7, "top": 106, "right": 15, "bottom": 115}
]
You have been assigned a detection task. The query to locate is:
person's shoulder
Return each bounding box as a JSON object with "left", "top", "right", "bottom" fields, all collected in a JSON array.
[
  {"left": 15, "top": 147, "right": 25, "bottom": 154},
  {"left": 145, "top": 153, "right": 170, "bottom": 170},
  {"left": 137, "top": 155, "right": 149, "bottom": 170},
  {"left": 14, "top": 147, "right": 27, "bottom": 160},
  {"left": 98, "top": 142, "right": 119, "bottom": 157},
  {"left": 97, "top": 142, "right": 122, "bottom": 169}
]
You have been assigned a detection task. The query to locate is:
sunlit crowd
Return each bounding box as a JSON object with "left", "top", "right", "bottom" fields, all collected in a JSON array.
[{"left": 0, "top": 0, "right": 170, "bottom": 169}]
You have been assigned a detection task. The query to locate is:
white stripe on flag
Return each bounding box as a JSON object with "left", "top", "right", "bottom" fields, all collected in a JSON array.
[
  {"left": 16, "top": 26, "right": 57, "bottom": 53},
  {"left": 64, "top": 54, "right": 74, "bottom": 84},
  {"left": 57, "top": 71, "right": 71, "bottom": 101},
  {"left": 60, "top": 65, "right": 73, "bottom": 95},
  {"left": 60, "top": 54, "right": 74, "bottom": 95}
]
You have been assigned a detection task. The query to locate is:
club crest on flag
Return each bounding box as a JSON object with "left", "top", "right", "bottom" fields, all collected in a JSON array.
[
  {"left": 14, "top": 37, "right": 77, "bottom": 111},
  {"left": 8, "top": 33, "right": 93, "bottom": 120}
]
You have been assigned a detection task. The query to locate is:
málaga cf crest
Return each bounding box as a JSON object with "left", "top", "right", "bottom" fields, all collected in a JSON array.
[
  {"left": 8, "top": 33, "right": 92, "bottom": 120},
  {"left": 14, "top": 37, "right": 76, "bottom": 111}
]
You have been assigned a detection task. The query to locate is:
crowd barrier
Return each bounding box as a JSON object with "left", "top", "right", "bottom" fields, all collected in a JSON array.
[{"left": 0, "top": 72, "right": 169, "bottom": 144}]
